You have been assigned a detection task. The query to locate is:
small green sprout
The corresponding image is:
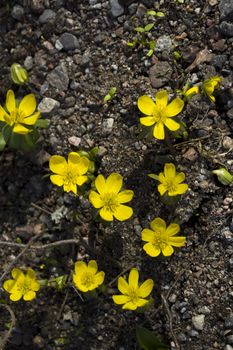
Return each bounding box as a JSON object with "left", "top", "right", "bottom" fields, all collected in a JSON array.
[
  {"left": 212, "top": 168, "right": 233, "bottom": 185},
  {"left": 127, "top": 21, "right": 157, "bottom": 57},
  {"left": 136, "top": 326, "right": 169, "bottom": 350},
  {"left": 10, "top": 63, "right": 28, "bottom": 85},
  {"left": 147, "top": 10, "right": 165, "bottom": 17},
  {"left": 103, "top": 87, "right": 117, "bottom": 103}
]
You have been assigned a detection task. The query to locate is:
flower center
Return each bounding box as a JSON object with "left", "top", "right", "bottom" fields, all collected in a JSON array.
[
  {"left": 63, "top": 166, "right": 78, "bottom": 186},
  {"left": 102, "top": 193, "right": 119, "bottom": 213},
  {"left": 5, "top": 109, "right": 25, "bottom": 126},
  {"left": 127, "top": 287, "right": 139, "bottom": 304},
  {"left": 17, "top": 281, "right": 30, "bottom": 294},
  {"left": 153, "top": 107, "right": 167, "bottom": 123},
  {"left": 81, "top": 272, "right": 94, "bottom": 288},
  {"left": 165, "top": 179, "right": 177, "bottom": 193},
  {"left": 152, "top": 231, "right": 167, "bottom": 249}
]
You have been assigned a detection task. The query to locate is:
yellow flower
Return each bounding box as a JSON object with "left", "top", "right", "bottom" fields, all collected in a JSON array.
[
  {"left": 89, "top": 173, "right": 134, "bottom": 221},
  {"left": 203, "top": 76, "right": 221, "bottom": 102},
  {"left": 141, "top": 217, "right": 186, "bottom": 257},
  {"left": 73, "top": 260, "right": 105, "bottom": 292},
  {"left": 0, "top": 90, "right": 40, "bottom": 134},
  {"left": 112, "top": 268, "right": 154, "bottom": 311},
  {"left": 3, "top": 268, "right": 40, "bottom": 301},
  {"left": 49, "top": 152, "right": 89, "bottom": 194},
  {"left": 138, "top": 90, "right": 184, "bottom": 140},
  {"left": 184, "top": 86, "right": 199, "bottom": 99},
  {"left": 157, "top": 163, "right": 188, "bottom": 196}
]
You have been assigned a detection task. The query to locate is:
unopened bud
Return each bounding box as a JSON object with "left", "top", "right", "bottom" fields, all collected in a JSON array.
[
  {"left": 212, "top": 168, "right": 233, "bottom": 185},
  {"left": 11, "top": 63, "right": 28, "bottom": 85}
]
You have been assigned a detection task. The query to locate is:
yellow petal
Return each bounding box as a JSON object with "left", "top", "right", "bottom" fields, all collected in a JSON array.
[
  {"left": 138, "top": 95, "right": 155, "bottom": 115},
  {"left": 69, "top": 153, "right": 89, "bottom": 175},
  {"left": 166, "top": 223, "right": 180, "bottom": 237},
  {"left": 153, "top": 122, "right": 165, "bottom": 140},
  {"left": 128, "top": 268, "right": 139, "bottom": 288},
  {"left": 6, "top": 90, "right": 16, "bottom": 114},
  {"left": 112, "top": 295, "right": 130, "bottom": 305},
  {"left": 164, "top": 118, "right": 180, "bottom": 131},
  {"left": 106, "top": 173, "right": 122, "bottom": 194},
  {"left": 87, "top": 260, "right": 97, "bottom": 274},
  {"left": 174, "top": 183, "right": 188, "bottom": 195},
  {"left": 18, "top": 93, "right": 36, "bottom": 116},
  {"left": 174, "top": 172, "right": 185, "bottom": 184},
  {"left": 23, "top": 291, "right": 36, "bottom": 301},
  {"left": 138, "top": 279, "right": 154, "bottom": 298},
  {"left": 162, "top": 245, "right": 174, "bottom": 256},
  {"left": 13, "top": 124, "right": 30, "bottom": 134},
  {"left": 10, "top": 292, "right": 23, "bottom": 301},
  {"left": 30, "top": 280, "right": 40, "bottom": 291},
  {"left": 0, "top": 105, "right": 8, "bottom": 121},
  {"left": 95, "top": 174, "right": 106, "bottom": 194},
  {"left": 12, "top": 268, "right": 25, "bottom": 281},
  {"left": 122, "top": 301, "right": 138, "bottom": 310},
  {"left": 89, "top": 191, "right": 104, "bottom": 208},
  {"left": 113, "top": 205, "right": 133, "bottom": 221},
  {"left": 140, "top": 116, "right": 156, "bottom": 126},
  {"left": 99, "top": 207, "right": 113, "bottom": 221},
  {"left": 26, "top": 268, "right": 36, "bottom": 279},
  {"left": 50, "top": 175, "right": 64, "bottom": 187},
  {"left": 143, "top": 242, "right": 161, "bottom": 257},
  {"left": 23, "top": 111, "right": 40, "bottom": 125},
  {"left": 68, "top": 152, "right": 80, "bottom": 164},
  {"left": 118, "top": 276, "right": 129, "bottom": 294},
  {"left": 136, "top": 298, "right": 149, "bottom": 308},
  {"left": 150, "top": 217, "right": 166, "bottom": 232},
  {"left": 168, "top": 236, "right": 186, "bottom": 247},
  {"left": 94, "top": 271, "right": 105, "bottom": 286},
  {"left": 141, "top": 229, "right": 155, "bottom": 242},
  {"left": 158, "top": 184, "right": 167, "bottom": 196},
  {"left": 3, "top": 280, "right": 17, "bottom": 293},
  {"left": 155, "top": 90, "right": 168, "bottom": 109},
  {"left": 165, "top": 98, "right": 184, "bottom": 117},
  {"left": 63, "top": 183, "right": 77, "bottom": 194},
  {"left": 158, "top": 172, "right": 166, "bottom": 183},
  {"left": 49, "top": 155, "right": 67, "bottom": 175},
  {"left": 164, "top": 163, "right": 176, "bottom": 178},
  {"left": 185, "top": 86, "right": 199, "bottom": 98},
  {"left": 76, "top": 175, "right": 88, "bottom": 186},
  {"left": 74, "top": 261, "right": 88, "bottom": 275},
  {"left": 117, "top": 190, "right": 134, "bottom": 203}
]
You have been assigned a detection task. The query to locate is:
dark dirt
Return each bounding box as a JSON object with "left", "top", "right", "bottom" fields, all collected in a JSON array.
[{"left": 0, "top": 0, "right": 233, "bottom": 349}]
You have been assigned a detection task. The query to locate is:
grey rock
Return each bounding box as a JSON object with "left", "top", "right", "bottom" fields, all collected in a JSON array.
[
  {"left": 149, "top": 61, "right": 173, "bottom": 88},
  {"left": 192, "top": 314, "right": 205, "bottom": 331},
  {"left": 38, "top": 97, "right": 60, "bottom": 114},
  {"left": 97, "top": 146, "right": 107, "bottom": 157},
  {"left": 225, "top": 345, "right": 233, "bottom": 350},
  {"left": 68, "top": 136, "right": 81, "bottom": 147},
  {"left": 102, "top": 118, "right": 114, "bottom": 134},
  {"left": 128, "top": 3, "right": 138, "bottom": 15},
  {"left": 226, "top": 335, "right": 233, "bottom": 345},
  {"left": 110, "top": 0, "right": 124, "bottom": 17},
  {"left": 227, "top": 107, "right": 233, "bottom": 119},
  {"left": 136, "top": 3, "right": 147, "bottom": 17},
  {"left": 189, "top": 330, "right": 199, "bottom": 337},
  {"left": 198, "top": 306, "right": 211, "bottom": 315},
  {"left": 11, "top": 5, "right": 24, "bottom": 21},
  {"left": 225, "top": 314, "right": 233, "bottom": 329},
  {"left": 57, "top": 33, "right": 80, "bottom": 51},
  {"left": 39, "top": 9, "right": 56, "bottom": 24},
  {"left": 219, "top": 21, "right": 233, "bottom": 37},
  {"left": 155, "top": 35, "right": 173, "bottom": 53},
  {"left": 177, "top": 333, "right": 187, "bottom": 342},
  {"left": 168, "top": 293, "right": 177, "bottom": 303},
  {"left": 212, "top": 54, "right": 227, "bottom": 69},
  {"left": 89, "top": 0, "right": 98, "bottom": 4},
  {"left": 24, "top": 56, "right": 34, "bottom": 70},
  {"left": 47, "top": 65, "right": 69, "bottom": 91},
  {"left": 219, "top": 0, "right": 233, "bottom": 21},
  {"left": 30, "top": 0, "right": 45, "bottom": 14}
]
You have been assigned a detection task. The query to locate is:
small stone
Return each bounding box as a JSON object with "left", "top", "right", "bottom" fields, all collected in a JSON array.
[
  {"left": 168, "top": 293, "right": 177, "bottom": 303},
  {"left": 102, "top": 118, "right": 114, "bottom": 134},
  {"left": 24, "top": 56, "right": 34, "bottom": 70},
  {"left": 226, "top": 335, "right": 233, "bottom": 345},
  {"left": 177, "top": 333, "right": 187, "bottom": 342},
  {"left": 225, "top": 314, "right": 233, "bottom": 329},
  {"left": 128, "top": 3, "right": 138, "bottom": 15},
  {"left": 97, "top": 146, "right": 107, "bottom": 157},
  {"left": 183, "top": 147, "right": 198, "bottom": 162},
  {"left": 11, "top": 5, "right": 24, "bottom": 21},
  {"left": 219, "top": 0, "right": 233, "bottom": 21},
  {"left": 110, "top": 0, "right": 124, "bottom": 18},
  {"left": 57, "top": 33, "right": 80, "bottom": 51},
  {"left": 223, "top": 136, "right": 233, "bottom": 150},
  {"left": 192, "top": 314, "right": 205, "bottom": 331},
  {"left": 39, "top": 9, "right": 56, "bottom": 24},
  {"left": 136, "top": 3, "right": 147, "bottom": 17},
  {"left": 33, "top": 335, "right": 45, "bottom": 349},
  {"left": 219, "top": 21, "right": 233, "bottom": 37},
  {"left": 38, "top": 97, "right": 60, "bottom": 114},
  {"left": 198, "top": 306, "right": 211, "bottom": 315},
  {"left": 68, "top": 136, "right": 81, "bottom": 147},
  {"left": 225, "top": 345, "right": 233, "bottom": 350},
  {"left": 30, "top": 0, "right": 45, "bottom": 14},
  {"left": 47, "top": 65, "right": 69, "bottom": 91},
  {"left": 155, "top": 35, "right": 173, "bottom": 54},
  {"left": 212, "top": 54, "right": 228, "bottom": 69},
  {"left": 227, "top": 108, "right": 233, "bottom": 119},
  {"left": 149, "top": 61, "right": 172, "bottom": 88}
]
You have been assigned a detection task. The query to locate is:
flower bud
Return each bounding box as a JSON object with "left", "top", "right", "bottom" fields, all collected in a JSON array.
[
  {"left": 212, "top": 168, "right": 233, "bottom": 185},
  {"left": 10, "top": 63, "right": 28, "bottom": 85}
]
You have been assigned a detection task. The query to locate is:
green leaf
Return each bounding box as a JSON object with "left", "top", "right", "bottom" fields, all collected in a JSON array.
[
  {"left": 8, "top": 129, "right": 39, "bottom": 152},
  {"left": 135, "top": 27, "right": 145, "bottom": 33},
  {"left": 89, "top": 146, "right": 99, "bottom": 159},
  {"left": 35, "top": 119, "right": 50, "bottom": 128},
  {"left": 109, "top": 87, "right": 117, "bottom": 97},
  {"left": 156, "top": 11, "right": 165, "bottom": 17},
  {"left": 144, "top": 23, "right": 155, "bottom": 32},
  {"left": 149, "top": 41, "right": 156, "bottom": 50},
  {"left": 0, "top": 132, "right": 6, "bottom": 151},
  {"left": 103, "top": 94, "right": 111, "bottom": 102},
  {"left": 148, "top": 174, "right": 159, "bottom": 181},
  {"left": 2, "top": 125, "right": 12, "bottom": 143},
  {"left": 136, "top": 326, "right": 169, "bottom": 350},
  {"left": 147, "top": 10, "right": 157, "bottom": 16},
  {"left": 147, "top": 49, "right": 154, "bottom": 57},
  {"left": 173, "top": 50, "right": 182, "bottom": 60},
  {"left": 127, "top": 41, "right": 137, "bottom": 48}
]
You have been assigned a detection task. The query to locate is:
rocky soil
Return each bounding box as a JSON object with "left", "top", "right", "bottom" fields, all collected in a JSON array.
[{"left": 0, "top": 0, "right": 233, "bottom": 349}]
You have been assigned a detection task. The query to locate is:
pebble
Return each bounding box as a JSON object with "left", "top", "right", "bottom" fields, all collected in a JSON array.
[
  {"left": 225, "top": 346, "right": 233, "bottom": 350},
  {"left": 168, "top": 293, "right": 177, "bottom": 303},
  {"left": 38, "top": 97, "right": 60, "bottom": 114},
  {"left": 219, "top": 0, "right": 233, "bottom": 21},
  {"left": 68, "top": 136, "right": 81, "bottom": 147},
  {"left": 102, "top": 118, "right": 114, "bottom": 134},
  {"left": 110, "top": 0, "right": 124, "bottom": 18},
  {"left": 226, "top": 335, "right": 233, "bottom": 345},
  {"left": 219, "top": 21, "right": 233, "bottom": 37},
  {"left": 39, "top": 9, "right": 56, "bottom": 24},
  {"left": 149, "top": 61, "right": 172, "bottom": 88},
  {"left": 24, "top": 56, "right": 34, "bottom": 70},
  {"left": 223, "top": 136, "right": 233, "bottom": 150},
  {"left": 11, "top": 5, "right": 24, "bottom": 21},
  {"left": 225, "top": 314, "right": 233, "bottom": 329},
  {"left": 33, "top": 335, "right": 45, "bottom": 349},
  {"left": 47, "top": 65, "right": 69, "bottom": 91},
  {"left": 128, "top": 3, "right": 138, "bottom": 15},
  {"left": 56, "top": 33, "right": 80, "bottom": 51},
  {"left": 30, "top": 0, "right": 45, "bottom": 14},
  {"left": 192, "top": 314, "right": 205, "bottom": 330},
  {"left": 155, "top": 35, "right": 173, "bottom": 53}
]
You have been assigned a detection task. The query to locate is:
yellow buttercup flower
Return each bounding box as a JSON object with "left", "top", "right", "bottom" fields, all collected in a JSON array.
[
  {"left": 184, "top": 86, "right": 199, "bottom": 99},
  {"left": 138, "top": 90, "right": 184, "bottom": 140},
  {"left": 73, "top": 260, "right": 105, "bottom": 292},
  {"left": 203, "top": 76, "right": 221, "bottom": 102},
  {"left": 3, "top": 268, "right": 40, "bottom": 301},
  {"left": 157, "top": 163, "right": 188, "bottom": 196},
  {"left": 49, "top": 152, "right": 89, "bottom": 194},
  {"left": 89, "top": 173, "right": 134, "bottom": 221},
  {"left": 141, "top": 217, "right": 186, "bottom": 257},
  {"left": 112, "top": 268, "right": 154, "bottom": 311},
  {"left": 0, "top": 90, "right": 40, "bottom": 134}
]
